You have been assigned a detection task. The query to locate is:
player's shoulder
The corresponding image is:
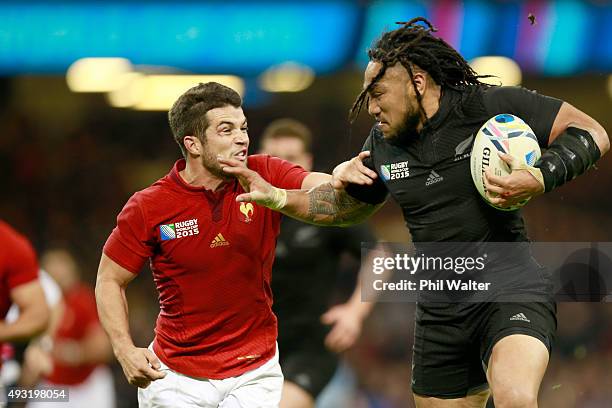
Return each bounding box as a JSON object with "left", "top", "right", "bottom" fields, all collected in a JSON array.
[
  {"left": 247, "top": 154, "right": 299, "bottom": 181},
  {"left": 246, "top": 154, "right": 269, "bottom": 170},
  {"left": 127, "top": 173, "right": 175, "bottom": 207},
  {"left": 0, "top": 220, "right": 35, "bottom": 255},
  {"left": 481, "top": 85, "right": 542, "bottom": 105},
  {"left": 366, "top": 125, "right": 385, "bottom": 148}
]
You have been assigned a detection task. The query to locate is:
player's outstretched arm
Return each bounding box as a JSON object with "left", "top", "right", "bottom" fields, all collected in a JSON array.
[
  {"left": 219, "top": 157, "right": 382, "bottom": 226},
  {"left": 292, "top": 182, "right": 382, "bottom": 226},
  {"left": 96, "top": 254, "right": 165, "bottom": 388}
]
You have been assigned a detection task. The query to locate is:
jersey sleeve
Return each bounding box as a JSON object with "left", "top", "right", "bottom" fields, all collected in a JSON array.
[
  {"left": 264, "top": 155, "right": 309, "bottom": 190},
  {"left": 103, "top": 194, "right": 154, "bottom": 274},
  {"left": 482, "top": 86, "right": 563, "bottom": 147},
  {"left": 345, "top": 130, "right": 389, "bottom": 204},
  {"left": 6, "top": 234, "right": 39, "bottom": 291}
]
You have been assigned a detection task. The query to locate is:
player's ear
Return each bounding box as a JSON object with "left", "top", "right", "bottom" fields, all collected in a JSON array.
[
  {"left": 183, "top": 135, "right": 201, "bottom": 156},
  {"left": 411, "top": 71, "right": 427, "bottom": 95}
]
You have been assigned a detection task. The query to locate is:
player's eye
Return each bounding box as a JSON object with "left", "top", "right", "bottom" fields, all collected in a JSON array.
[{"left": 241, "top": 127, "right": 248, "bottom": 133}]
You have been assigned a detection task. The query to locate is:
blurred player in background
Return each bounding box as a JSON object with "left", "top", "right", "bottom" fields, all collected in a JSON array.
[
  {"left": 1, "top": 268, "right": 61, "bottom": 394},
  {"left": 25, "top": 248, "right": 114, "bottom": 408},
  {"left": 96, "top": 82, "right": 331, "bottom": 407},
  {"left": 0, "top": 220, "right": 49, "bottom": 404},
  {"left": 259, "top": 119, "right": 375, "bottom": 408},
  {"left": 220, "top": 18, "right": 609, "bottom": 408}
]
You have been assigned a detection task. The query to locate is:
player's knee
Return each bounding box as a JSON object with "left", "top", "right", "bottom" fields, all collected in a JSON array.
[{"left": 492, "top": 386, "right": 537, "bottom": 408}]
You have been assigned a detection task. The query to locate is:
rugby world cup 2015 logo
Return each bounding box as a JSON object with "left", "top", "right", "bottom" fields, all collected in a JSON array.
[
  {"left": 160, "top": 219, "right": 199, "bottom": 241},
  {"left": 380, "top": 161, "right": 410, "bottom": 182},
  {"left": 160, "top": 224, "right": 176, "bottom": 240},
  {"left": 380, "top": 164, "right": 391, "bottom": 181}
]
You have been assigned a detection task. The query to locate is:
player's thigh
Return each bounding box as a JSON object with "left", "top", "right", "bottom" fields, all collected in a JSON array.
[
  {"left": 222, "top": 353, "right": 284, "bottom": 408},
  {"left": 486, "top": 334, "right": 549, "bottom": 408},
  {"left": 137, "top": 369, "right": 220, "bottom": 408},
  {"left": 414, "top": 389, "right": 490, "bottom": 408},
  {"left": 279, "top": 381, "right": 314, "bottom": 408},
  {"left": 479, "top": 302, "right": 555, "bottom": 407},
  {"left": 412, "top": 304, "right": 488, "bottom": 399}
]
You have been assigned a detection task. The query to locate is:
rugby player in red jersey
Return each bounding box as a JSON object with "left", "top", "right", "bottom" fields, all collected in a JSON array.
[
  {"left": 0, "top": 220, "right": 50, "bottom": 389},
  {"left": 95, "top": 82, "right": 331, "bottom": 407},
  {"left": 26, "top": 249, "right": 114, "bottom": 408}
]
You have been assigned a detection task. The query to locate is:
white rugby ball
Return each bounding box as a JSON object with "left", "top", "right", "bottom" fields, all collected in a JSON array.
[{"left": 470, "top": 114, "right": 541, "bottom": 211}]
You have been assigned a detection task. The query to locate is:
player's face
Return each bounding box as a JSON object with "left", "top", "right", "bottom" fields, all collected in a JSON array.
[
  {"left": 201, "top": 105, "right": 249, "bottom": 178},
  {"left": 364, "top": 61, "right": 420, "bottom": 140},
  {"left": 259, "top": 137, "right": 313, "bottom": 171},
  {"left": 41, "top": 249, "right": 78, "bottom": 291}
]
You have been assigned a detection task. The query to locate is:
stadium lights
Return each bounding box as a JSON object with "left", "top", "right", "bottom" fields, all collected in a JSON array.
[
  {"left": 258, "top": 62, "right": 315, "bottom": 93},
  {"left": 105, "top": 72, "right": 146, "bottom": 108},
  {"left": 66, "top": 58, "right": 134, "bottom": 92},
  {"left": 106, "top": 75, "right": 245, "bottom": 111},
  {"left": 469, "top": 56, "right": 522, "bottom": 86}
]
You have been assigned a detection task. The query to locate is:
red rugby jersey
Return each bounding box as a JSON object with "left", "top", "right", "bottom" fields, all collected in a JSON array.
[
  {"left": 0, "top": 220, "right": 39, "bottom": 367},
  {"left": 103, "top": 155, "right": 308, "bottom": 379},
  {"left": 0, "top": 220, "right": 39, "bottom": 320},
  {"left": 47, "top": 284, "right": 100, "bottom": 385}
]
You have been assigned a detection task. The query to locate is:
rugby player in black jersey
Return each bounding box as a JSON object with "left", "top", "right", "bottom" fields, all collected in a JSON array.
[
  {"left": 220, "top": 18, "right": 609, "bottom": 408},
  {"left": 259, "top": 119, "right": 375, "bottom": 408}
]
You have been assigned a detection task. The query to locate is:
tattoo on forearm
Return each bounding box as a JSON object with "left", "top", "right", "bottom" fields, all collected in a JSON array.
[{"left": 307, "top": 183, "right": 378, "bottom": 225}]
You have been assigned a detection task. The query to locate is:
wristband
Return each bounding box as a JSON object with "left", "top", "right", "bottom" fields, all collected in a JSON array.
[
  {"left": 266, "top": 187, "right": 287, "bottom": 210},
  {"left": 512, "top": 161, "right": 545, "bottom": 191}
]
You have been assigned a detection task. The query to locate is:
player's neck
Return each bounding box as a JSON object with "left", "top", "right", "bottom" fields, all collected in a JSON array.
[
  {"left": 180, "top": 157, "right": 228, "bottom": 191},
  {"left": 416, "top": 86, "right": 442, "bottom": 132}
]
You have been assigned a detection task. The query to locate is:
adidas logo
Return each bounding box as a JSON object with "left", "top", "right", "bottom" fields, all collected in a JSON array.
[
  {"left": 425, "top": 170, "right": 444, "bottom": 186},
  {"left": 210, "top": 233, "right": 230, "bottom": 248},
  {"left": 509, "top": 313, "right": 530, "bottom": 323}
]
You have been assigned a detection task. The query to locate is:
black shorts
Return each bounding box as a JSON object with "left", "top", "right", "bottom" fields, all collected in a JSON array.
[
  {"left": 411, "top": 301, "right": 557, "bottom": 398},
  {"left": 278, "top": 327, "right": 338, "bottom": 398}
]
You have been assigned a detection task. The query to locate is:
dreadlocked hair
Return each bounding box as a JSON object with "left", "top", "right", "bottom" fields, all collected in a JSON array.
[{"left": 349, "top": 17, "right": 493, "bottom": 123}]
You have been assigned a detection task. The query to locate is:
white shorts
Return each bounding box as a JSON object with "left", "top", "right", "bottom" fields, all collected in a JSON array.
[{"left": 138, "top": 345, "right": 283, "bottom": 408}]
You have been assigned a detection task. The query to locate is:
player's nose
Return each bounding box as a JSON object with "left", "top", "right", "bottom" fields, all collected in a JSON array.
[
  {"left": 234, "top": 131, "right": 249, "bottom": 145},
  {"left": 368, "top": 99, "right": 381, "bottom": 116}
]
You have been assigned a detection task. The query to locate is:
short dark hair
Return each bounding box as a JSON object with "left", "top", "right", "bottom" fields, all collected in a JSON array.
[
  {"left": 168, "top": 82, "right": 242, "bottom": 155},
  {"left": 261, "top": 118, "right": 312, "bottom": 152},
  {"left": 349, "top": 17, "right": 492, "bottom": 123}
]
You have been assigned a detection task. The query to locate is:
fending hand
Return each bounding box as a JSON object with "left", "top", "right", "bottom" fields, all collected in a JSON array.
[{"left": 331, "top": 151, "right": 378, "bottom": 189}]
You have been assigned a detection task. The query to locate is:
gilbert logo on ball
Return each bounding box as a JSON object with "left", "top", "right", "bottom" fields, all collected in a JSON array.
[{"left": 470, "top": 114, "right": 541, "bottom": 211}]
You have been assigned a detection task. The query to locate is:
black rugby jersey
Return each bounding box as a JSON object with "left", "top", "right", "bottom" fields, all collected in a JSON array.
[
  {"left": 347, "top": 85, "right": 562, "bottom": 243},
  {"left": 272, "top": 217, "right": 374, "bottom": 343}
]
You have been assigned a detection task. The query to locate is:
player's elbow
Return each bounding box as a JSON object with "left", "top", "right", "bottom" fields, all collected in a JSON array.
[
  {"left": 578, "top": 119, "right": 608, "bottom": 157},
  {"left": 596, "top": 127, "right": 610, "bottom": 156}
]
